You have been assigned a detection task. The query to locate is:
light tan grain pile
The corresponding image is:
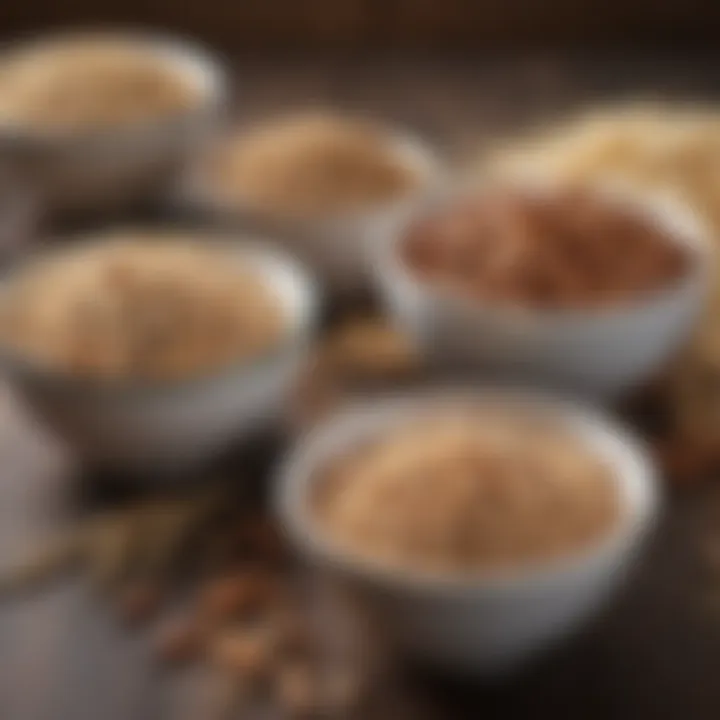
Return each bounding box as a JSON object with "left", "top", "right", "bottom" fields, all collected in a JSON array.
[
  {"left": 0, "top": 38, "right": 201, "bottom": 131},
  {"left": 0, "top": 236, "right": 285, "bottom": 380},
  {"left": 314, "top": 410, "right": 619, "bottom": 573},
  {"left": 200, "top": 113, "right": 424, "bottom": 217}
]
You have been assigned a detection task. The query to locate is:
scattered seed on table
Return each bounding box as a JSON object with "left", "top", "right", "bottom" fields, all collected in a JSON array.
[
  {"left": 154, "top": 613, "right": 204, "bottom": 665},
  {"left": 276, "top": 660, "right": 322, "bottom": 717},
  {"left": 118, "top": 580, "right": 163, "bottom": 624},
  {"left": 210, "top": 624, "right": 278, "bottom": 683}
]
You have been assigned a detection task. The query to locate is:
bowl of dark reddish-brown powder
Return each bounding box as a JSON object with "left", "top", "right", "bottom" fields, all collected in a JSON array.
[{"left": 372, "top": 182, "right": 710, "bottom": 397}]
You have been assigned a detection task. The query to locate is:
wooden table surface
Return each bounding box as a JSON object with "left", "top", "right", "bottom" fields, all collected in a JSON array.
[{"left": 2, "top": 54, "right": 720, "bottom": 720}]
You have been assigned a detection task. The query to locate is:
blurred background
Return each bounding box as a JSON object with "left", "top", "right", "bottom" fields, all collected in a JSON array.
[
  {"left": 2, "top": 0, "right": 720, "bottom": 156},
  {"left": 2, "top": 0, "right": 720, "bottom": 51},
  {"left": 1, "top": 3, "right": 720, "bottom": 720}
]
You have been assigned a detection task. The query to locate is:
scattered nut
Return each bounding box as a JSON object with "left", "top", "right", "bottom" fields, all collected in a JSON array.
[
  {"left": 154, "top": 614, "right": 203, "bottom": 665},
  {"left": 0, "top": 467, "right": 383, "bottom": 709},
  {"left": 325, "top": 319, "right": 420, "bottom": 380},
  {"left": 200, "top": 570, "right": 276, "bottom": 625},
  {"left": 276, "top": 611, "right": 314, "bottom": 660},
  {"left": 241, "top": 518, "right": 286, "bottom": 563},
  {"left": 321, "top": 664, "right": 366, "bottom": 714},
  {"left": 194, "top": 667, "right": 250, "bottom": 720},
  {"left": 656, "top": 438, "right": 715, "bottom": 484},
  {"left": 210, "top": 625, "right": 278, "bottom": 682},
  {"left": 117, "top": 581, "right": 163, "bottom": 624},
  {"left": 276, "top": 661, "right": 321, "bottom": 717}
]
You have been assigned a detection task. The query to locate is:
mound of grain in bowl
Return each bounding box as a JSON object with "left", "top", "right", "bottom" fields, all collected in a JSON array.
[
  {"left": 199, "top": 113, "right": 424, "bottom": 217},
  {"left": 312, "top": 410, "right": 619, "bottom": 573},
  {"left": 402, "top": 187, "right": 690, "bottom": 309},
  {"left": 0, "top": 237, "right": 285, "bottom": 380},
  {"left": 0, "top": 38, "right": 202, "bottom": 131}
]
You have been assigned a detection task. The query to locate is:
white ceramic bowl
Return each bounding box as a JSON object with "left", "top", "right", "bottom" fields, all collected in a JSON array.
[
  {"left": 372, "top": 183, "right": 711, "bottom": 399},
  {"left": 0, "top": 32, "right": 228, "bottom": 214},
  {"left": 177, "top": 128, "right": 442, "bottom": 295},
  {"left": 0, "top": 234, "right": 319, "bottom": 475},
  {"left": 276, "top": 389, "right": 659, "bottom": 675}
]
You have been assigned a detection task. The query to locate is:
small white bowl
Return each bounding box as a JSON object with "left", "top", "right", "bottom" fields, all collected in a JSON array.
[
  {"left": 0, "top": 233, "right": 319, "bottom": 475},
  {"left": 177, "top": 127, "right": 442, "bottom": 295},
  {"left": 371, "top": 182, "right": 712, "bottom": 399},
  {"left": 0, "top": 31, "right": 228, "bottom": 214},
  {"left": 276, "top": 389, "right": 659, "bottom": 675}
]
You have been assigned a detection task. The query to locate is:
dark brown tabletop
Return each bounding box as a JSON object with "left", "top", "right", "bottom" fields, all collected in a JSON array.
[{"left": 2, "top": 54, "right": 720, "bottom": 720}]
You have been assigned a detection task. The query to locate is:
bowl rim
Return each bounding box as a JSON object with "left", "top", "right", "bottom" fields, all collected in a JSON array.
[
  {"left": 0, "top": 29, "right": 229, "bottom": 147},
  {"left": 275, "top": 387, "right": 660, "bottom": 597},
  {"left": 374, "top": 178, "right": 712, "bottom": 326},
  {"left": 0, "top": 227, "right": 321, "bottom": 397},
  {"left": 173, "top": 120, "right": 443, "bottom": 226}
]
